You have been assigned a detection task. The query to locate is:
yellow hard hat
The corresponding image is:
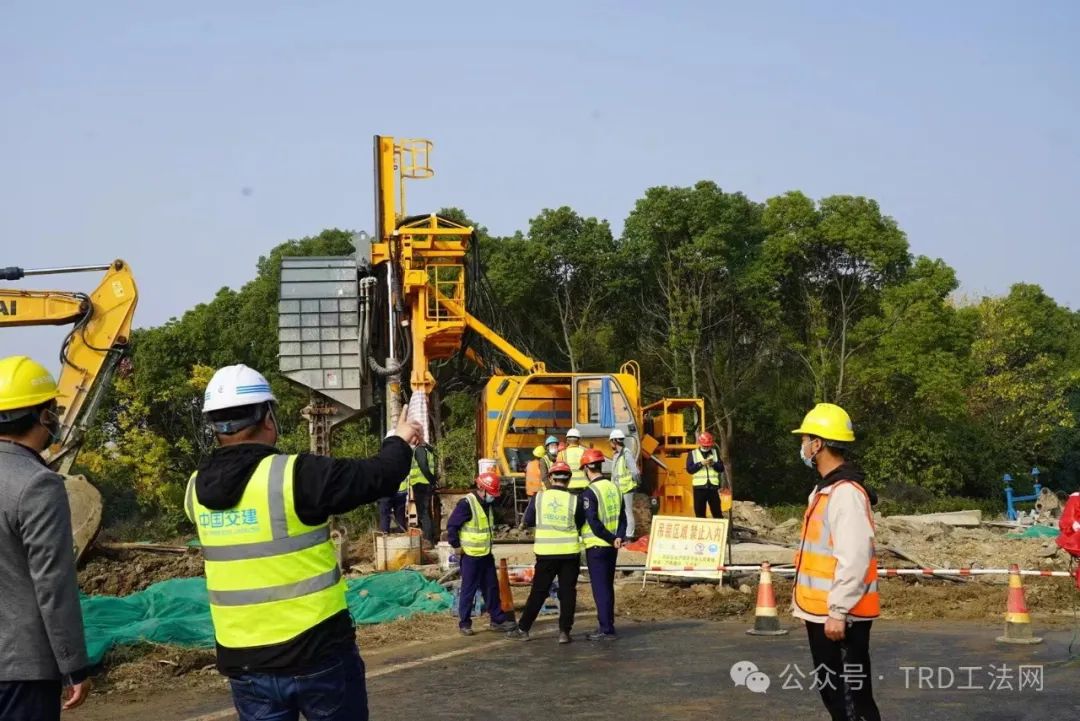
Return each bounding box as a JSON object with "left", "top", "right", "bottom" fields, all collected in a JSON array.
[
  {"left": 0, "top": 356, "right": 60, "bottom": 415},
  {"left": 532, "top": 445, "right": 546, "bottom": 459},
  {"left": 792, "top": 403, "right": 855, "bottom": 443}
]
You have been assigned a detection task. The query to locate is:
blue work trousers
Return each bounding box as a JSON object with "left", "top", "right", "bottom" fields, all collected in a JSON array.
[
  {"left": 227, "top": 644, "right": 368, "bottom": 721},
  {"left": 377, "top": 492, "right": 407, "bottom": 533},
  {"left": 586, "top": 546, "right": 618, "bottom": 634},
  {"left": 458, "top": 553, "right": 509, "bottom": 629}
]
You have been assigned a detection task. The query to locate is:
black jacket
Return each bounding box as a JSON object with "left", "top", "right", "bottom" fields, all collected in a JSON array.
[{"left": 193, "top": 436, "right": 412, "bottom": 675}]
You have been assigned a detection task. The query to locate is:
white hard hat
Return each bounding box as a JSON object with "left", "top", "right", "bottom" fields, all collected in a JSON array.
[
  {"left": 565, "top": 428, "right": 581, "bottom": 439},
  {"left": 609, "top": 429, "right": 625, "bottom": 441},
  {"left": 203, "top": 364, "right": 277, "bottom": 413}
]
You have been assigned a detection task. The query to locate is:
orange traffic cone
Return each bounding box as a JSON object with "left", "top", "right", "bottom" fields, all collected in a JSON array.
[
  {"left": 746, "top": 562, "right": 788, "bottom": 636},
  {"left": 996, "top": 563, "right": 1042, "bottom": 645}
]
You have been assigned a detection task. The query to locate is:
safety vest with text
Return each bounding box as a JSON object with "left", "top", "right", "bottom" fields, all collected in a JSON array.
[
  {"left": 581, "top": 479, "right": 622, "bottom": 549},
  {"left": 691, "top": 449, "right": 722, "bottom": 487},
  {"left": 533, "top": 489, "right": 582, "bottom": 555},
  {"left": 793, "top": 481, "right": 879, "bottom": 619},
  {"left": 185, "top": 455, "right": 347, "bottom": 648},
  {"left": 558, "top": 445, "right": 588, "bottom": 490},
  {"left": 460, "top": 493, "right": 494, "bottom": 557}
]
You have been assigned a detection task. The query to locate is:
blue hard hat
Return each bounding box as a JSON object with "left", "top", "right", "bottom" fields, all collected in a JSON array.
[{"left": 544, "top": 435, "right": 558, "bottom": 446}]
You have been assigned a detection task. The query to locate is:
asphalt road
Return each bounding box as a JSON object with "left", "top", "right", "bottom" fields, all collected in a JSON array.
[
  {"left": 370, "top": 620, "right": 1080, "bottom": 721},
  {"left": 75, "top": 619, "right": 1080, "bottom": 721}
]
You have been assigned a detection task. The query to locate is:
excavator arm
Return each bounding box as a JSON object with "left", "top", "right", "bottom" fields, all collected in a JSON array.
[{"left": 0, "top": 260, "right": 138, "bottom": 472}]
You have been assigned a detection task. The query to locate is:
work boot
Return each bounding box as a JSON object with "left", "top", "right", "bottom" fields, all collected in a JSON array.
[
  {"left": 506, "top": 628, "right": 531, "bottom": 641},
  {"left": 586, "top": 631, "right": 617, "bottom": 642},
  {"left": 459, "top": 627, "right": 475, "bottom": 637},
  {"left": 558, "top": 631, "right": 572, "bottom": 645},
  {"left": 490, "top": 620, "right": 518, "bottom": 632}
]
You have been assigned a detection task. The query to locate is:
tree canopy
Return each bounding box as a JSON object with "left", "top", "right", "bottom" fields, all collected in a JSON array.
[{"left": 74, "top": 186, "right": 1080, "bottom": 525}]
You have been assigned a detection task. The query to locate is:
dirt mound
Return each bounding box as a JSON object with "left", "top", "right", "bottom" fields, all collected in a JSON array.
[
  {"left": 731, "top": 501, "right": 776, "bottom": 532},
  {"left": 79, "top": 550, "right": 204, "bottom": 596},
  {"left": 618, "top": 582, "right": 754, "bottom": 621}
]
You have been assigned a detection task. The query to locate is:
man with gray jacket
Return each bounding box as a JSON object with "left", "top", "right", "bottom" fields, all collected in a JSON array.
[{"left": 0, "top": 356, "right": 91, "bottom": 719}]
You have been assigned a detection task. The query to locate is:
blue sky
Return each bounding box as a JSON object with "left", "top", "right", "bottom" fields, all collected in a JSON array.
[{"left": 2, "top": 1, "right": 1077, "bottom": 369}]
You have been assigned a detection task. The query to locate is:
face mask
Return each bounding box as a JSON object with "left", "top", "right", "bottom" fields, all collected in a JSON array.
[
  {"left": 547, "top": 445, "right": 558, "bottom": 456},
  {"left": 799, "top": 441, "right": 816, "bottom": 468},
  {"left": 40, "top": 407, "right": 63, "bottom": 445}
]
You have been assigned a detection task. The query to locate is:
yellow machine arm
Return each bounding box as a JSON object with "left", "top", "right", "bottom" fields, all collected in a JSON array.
[
  {"left": 0, "top": 260, "right": 138, "bottom": 472},
  {"left": 369, "top": 136, "right": 544, "bottom": 399}
]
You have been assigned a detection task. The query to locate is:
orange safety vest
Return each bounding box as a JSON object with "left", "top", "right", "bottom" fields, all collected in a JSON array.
[
  {"left": 525, "top": 458, "right": 546, "bottom": 496},
  {"left": 793, "top": 480, "right": 879, "bottom": 619}
]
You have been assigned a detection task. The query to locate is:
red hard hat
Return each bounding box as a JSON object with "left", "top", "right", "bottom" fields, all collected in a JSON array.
[
  {"left": 697, "top": 432, "right": 714, "bottom": 447},
  {"left": 476, "top": 472, "right": 501, "bottom": 496},
  {"left": 549, "top": 461, "right": 572, "bottom": 477},
  {"left": 579, "top": 448, "right": 606, "bottom": 469}
]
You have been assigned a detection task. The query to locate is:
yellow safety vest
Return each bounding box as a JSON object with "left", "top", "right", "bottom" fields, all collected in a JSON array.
[
  {"left": 690, "top": 449, "right": 722, "bottom": 487},
  {"left": 559, "top": 446, "right": 588, "bottom": 490},
  {"left": 612, "top": 450, "right": 635, "bottom": 494},
  {"left": 793, "top": 481, "right": 880, "bottom": 619},
  {"left": 459, "top": 493, "right": 493, "bottom": 557},
  {"left": 533, "top": 489, "right": 581, "bottom": 556},
  {"left": 581, "top": 479, "right": 622, "bottom": 549},
  {"left": 185, "top": 455, "right": 347, "bottom": 648},
  {"left": 408, "top": 458, "right": 428, "bottom": 487}
]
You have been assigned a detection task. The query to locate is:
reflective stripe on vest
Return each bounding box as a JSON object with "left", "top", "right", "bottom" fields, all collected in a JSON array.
[
  {"left": 533, "top": 489, "right": 582, "bottom": 555},
  {"left": 793, "top": 481, "right": 879, "bottom": 619},
  {"left": 613, "top": 450, "right": 635, "bottom": 494},
  {"left": 691, "top": 449, "right": 721, "bottom": 487},
  {"left": 581, "top": 479, "right": 621, "bottom": 549},
  {"left": 408, "top": 458, "right": 428, "bottom": 487},
  {"left": 188, "top": 454, "right": 347, "bottom": 648},
  {"left": 460, "top": 494, "right": 493, "bottom": 557},
  {"left": 559, "top": 446, "right": 588, "bottom": 489}
]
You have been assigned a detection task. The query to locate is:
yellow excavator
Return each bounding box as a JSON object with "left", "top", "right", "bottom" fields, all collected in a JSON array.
[{"left": 0, "top": 260, "right": 138, "bottom": 560}]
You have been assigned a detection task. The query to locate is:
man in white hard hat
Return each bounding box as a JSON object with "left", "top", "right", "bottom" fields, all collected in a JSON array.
[
  {"left": 557, "top": 428, "right": 589, "bottom": 493},
  {"left": 186, "top": 364, "right": 422, "bottom": 721},
  {"left": 608, "top": 429, "right": 640, "bottom": 538}
]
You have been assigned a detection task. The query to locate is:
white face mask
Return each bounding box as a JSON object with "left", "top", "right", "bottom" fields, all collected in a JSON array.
[{"left": 799, "top": 440, "right": 817, "bottom": 468}]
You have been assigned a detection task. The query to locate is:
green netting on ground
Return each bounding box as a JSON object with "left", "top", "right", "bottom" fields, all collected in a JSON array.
[
  {"left": 1005, "top": 525, "right": 1060, "bottom": 539},
  {"left": 80, "top": 570, "right": 453, "bottom": 665}
]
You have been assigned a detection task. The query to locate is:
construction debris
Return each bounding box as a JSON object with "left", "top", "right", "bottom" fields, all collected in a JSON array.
[{"left": 887, "top": 510, "right": 983, "bottom": 527}]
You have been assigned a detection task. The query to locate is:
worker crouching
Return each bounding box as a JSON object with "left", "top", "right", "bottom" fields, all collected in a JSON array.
[
  {"left": 447, "top": 472, "right": 518, "bottom": 636},
  {"left": 792, "top": 403, "right": 881, "bottom": 721},
  {"left": 508, "top": 462, "right": 581, "bottom": 644}
]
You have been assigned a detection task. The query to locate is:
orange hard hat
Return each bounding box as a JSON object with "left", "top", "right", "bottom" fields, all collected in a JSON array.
[
  {"left": 549, "top": 461, "right": 572, "bottom": 477},
  {"left": 697, "top": 432, "right": 714, "bottom": 447},
  {"left": 476, "top": 472, "right": 501, "bottom": 496},
  {"left": 579, "top": 448, "right": 606, "bottom": 469}
]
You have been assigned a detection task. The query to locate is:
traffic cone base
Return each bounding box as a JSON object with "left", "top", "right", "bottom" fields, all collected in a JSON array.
[
  {"left": 996, "top": 563, "right": 1042, "bottom": 645},
  {"left": 746, "top": 562, "right": 789, "bottom": 636}
]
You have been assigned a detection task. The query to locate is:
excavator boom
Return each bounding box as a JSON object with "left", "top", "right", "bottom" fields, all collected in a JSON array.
[{"left": 0, "top": 259, "right": 138, "bottom": 560}]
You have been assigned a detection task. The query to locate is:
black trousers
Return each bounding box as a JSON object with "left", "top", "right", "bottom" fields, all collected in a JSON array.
[
  {"left": 412, "top": 483, "right": 435, "bottom": 544},
  {"left": 0, "top": 680, "right": 61, "bottom": 721},
  {"left": 377, "top": 492, "right": 407, "bottom": 532},
  {"left": 805, "top": 620, "right": 881, "bottom": 721},
  {"left": 693, "top": 485, "right": 722, "bottom": 518},
  {"left": 518, "top": 555, "right": 580, "bottom": 634}
]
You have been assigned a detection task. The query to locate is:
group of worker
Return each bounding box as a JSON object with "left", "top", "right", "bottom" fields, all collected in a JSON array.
[
  {"left": 445, "top": 436, "right": 628, "bottom": 643},
  {"left": 0, "top": 351, "right": 880, "bottom": 721}
]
